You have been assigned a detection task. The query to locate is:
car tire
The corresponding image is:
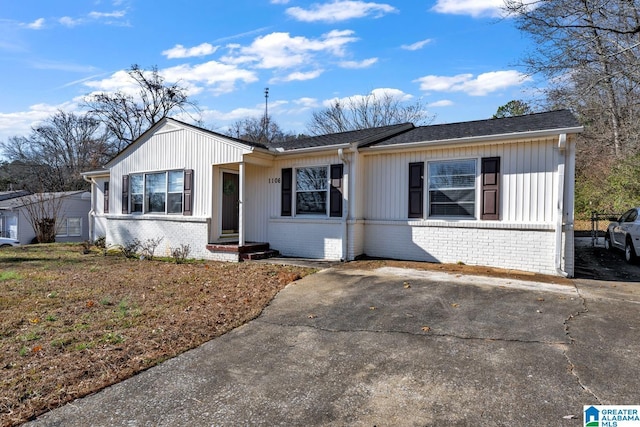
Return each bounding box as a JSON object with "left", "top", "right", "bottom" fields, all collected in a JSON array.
[
  {"left": 625, "top": 238, "right": 637, "bottom": 264},
  {"left": 604, "top": 233, "right": 612, "bottom": 251}
]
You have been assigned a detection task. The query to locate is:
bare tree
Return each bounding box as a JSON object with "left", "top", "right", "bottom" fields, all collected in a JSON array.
[
  {"left": 307, "top": 92, "right": 433, "bottom": 135},
  {"left": 227, "top": 116, "right": 299, "bottom": 145},
  {"left": 21, "top": 193, "right": 64, "bottom": 243},
  {"left": 0, "top": 111, "right": 111, "bottom": 191},
  {"left": 84, "top": 64, "right": 200, "bottom": 150},
  {"left": 505, "top": 0, "right": 640, "bottom": 157}
]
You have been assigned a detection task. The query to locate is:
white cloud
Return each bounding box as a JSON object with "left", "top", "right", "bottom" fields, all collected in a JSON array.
[
  {"left": 414, "top": 70, "right": 531, "bottom": 96},
  {"left": 24, "top": 18, "right": 45, "bottom": 29},
  {"left": 275, "top": 70, "right": 324, "bottom": 83},
  {"left": 401, "top": 39, "right": 432, "bottom": 51},
  {"left": 428, "top": 99, "right": 454, "bottom": 107},
  {"left": 59, "top": 16, "right": 83, "bottom": 27},
  {"left": 162, "top": 61, "right": 259, "bottom": 95},
  {"left": 0, "top": 102, "right": 77, "bottom": 141},
  {"left": 339, "top": 57, "right": 378, "bottom": 69},
  {"left": 163, "top": 43, "right": 218, "bottom": 59},
  {"left": 286, "top": 1, "right": 397, "bottom": 23},
  {"left": 221, "top": 30, "right": 358, "bottom": 70},
  {"left": 82, "top": 62, "right": 258, "bottom": 98},
  {"left": 293, "top": 97, "right": 320, "bottom": 108},
  {"left": 431, "top": 0, "right": 505, "bottom": 18},
  {"left": 323, "top": 87, "right": 413, "bottom": 107},
  {"left": 88, "top": 10, "right": 127, "bottom": 19}
]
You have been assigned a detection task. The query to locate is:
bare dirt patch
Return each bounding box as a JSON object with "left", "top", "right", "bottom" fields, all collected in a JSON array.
[{"left": 0, "top": 244, "right": 315, "bottom": 427}]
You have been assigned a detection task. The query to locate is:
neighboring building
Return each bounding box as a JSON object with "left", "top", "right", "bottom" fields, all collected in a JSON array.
[
  {"left": 0, "top": 191, "right": 91, "bottom": 244},
  {"left": 82, "top": 110, "right": 582, "bottom": 276}
]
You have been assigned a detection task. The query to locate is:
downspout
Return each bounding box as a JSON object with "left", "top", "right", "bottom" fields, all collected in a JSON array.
[
  {"left": 555, "top": 134, "right": 568, "bottom": 277},
  {"left": 82, "top": 174, "right": 95, "bottom": 241},
  {"left": 238, "top": 162, "right": 245, "bottom": 247},
  {"left": 338, "top": 148, "right": 349, "bottom": 262}
]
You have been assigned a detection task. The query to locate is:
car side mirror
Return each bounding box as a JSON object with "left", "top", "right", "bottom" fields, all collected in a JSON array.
[{"left": 609, "top": 216, "right": 619, "bottom": 221}]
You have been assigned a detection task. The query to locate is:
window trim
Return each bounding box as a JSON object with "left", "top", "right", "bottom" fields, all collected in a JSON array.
[
  {"left": 56, "top": 217, "right": 82, "bottom": 237},
  {"left": 281, "top": 164, "right": 344, "bottom": 218},
  {"left": 427, "top": 158, "right": 478, "bottom": 219},
  {"left": 126, "top": 169, "right": 189, "bottom": 215},
  {"left": 294, "top": 165, "right": 329, "bottom": 216}
]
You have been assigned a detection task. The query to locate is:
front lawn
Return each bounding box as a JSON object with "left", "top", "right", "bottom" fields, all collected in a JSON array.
[{"left": 0, "top": 244, "right": 314, "bottom": 426}]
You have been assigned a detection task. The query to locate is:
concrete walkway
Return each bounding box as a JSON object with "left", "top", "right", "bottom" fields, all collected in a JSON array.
[{"left": 27, "top": 266, "right": 640, "bottom": 426}]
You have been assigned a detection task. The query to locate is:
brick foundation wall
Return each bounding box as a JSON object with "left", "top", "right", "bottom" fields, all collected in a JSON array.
[
  {"left": 268, "top": 218, "right": 343, "bottom": 260},
  {"left": 363, "top": 220, "right": 563, "bottom": 276}
]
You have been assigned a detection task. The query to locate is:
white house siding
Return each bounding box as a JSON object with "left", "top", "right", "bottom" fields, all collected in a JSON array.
[
  {"left": 108, "top": 123, "right": 252, "bottom": 217},
  {"left": 243, "top": 163, "right": 273, "bottom": 243},
  {"left": 106, "top": 123, "right": 254, "bottom": 251},
  {"left": 263, "top": 153, "right": 347, "bottom": 260},
  {"left": 360, "top": 138, "right": 568, "bottom": 274}
]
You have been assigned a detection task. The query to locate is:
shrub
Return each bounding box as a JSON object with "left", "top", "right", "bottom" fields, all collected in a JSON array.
[
  {"left": 120, "top": 239, "right": 141, "bottom": 259},
  {"left": 139, "top": 237, "right": 164, "bottom": 260},
  {"left": 170, "top": 244, "right": 191, "bottom": 264}
]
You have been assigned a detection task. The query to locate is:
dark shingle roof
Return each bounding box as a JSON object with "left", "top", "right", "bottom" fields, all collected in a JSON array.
[
  {"left": 368, "top": 110, "right": 582, "bottom": 147},
  {"left": 269, "top": 123, "right": 414, "bottom": 151}
]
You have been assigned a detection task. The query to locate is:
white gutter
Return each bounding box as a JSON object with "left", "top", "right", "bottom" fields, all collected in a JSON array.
[
  {"left": 338, "top": 148, "right": 350, "bottom": 262},
  {"left": 555, "top": 134, "right": 568, "bottom": 277}
]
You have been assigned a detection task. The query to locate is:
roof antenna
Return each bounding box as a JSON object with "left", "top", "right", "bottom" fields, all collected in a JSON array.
[{"left": 264, "top": 87, "right": 269, "bottom": 142}]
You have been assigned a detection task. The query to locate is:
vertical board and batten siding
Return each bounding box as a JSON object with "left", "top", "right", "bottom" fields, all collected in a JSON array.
[
  {"left": 360, "top": 137, "right": 566, "bottom": 275},
  {"left": 109, "top": 124, "right": 252, "bottom": 217},
  {"left": 363, "top": 138, "right": 559, "bottom": 223}
]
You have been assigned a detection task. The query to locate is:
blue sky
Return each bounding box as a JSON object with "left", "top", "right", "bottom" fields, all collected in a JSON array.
[{"left": 0, "top": 0, "right": 539, "bottom": 141}]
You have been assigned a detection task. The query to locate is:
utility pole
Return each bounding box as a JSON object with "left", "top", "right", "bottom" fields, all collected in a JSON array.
[{"left": 264, "top": 87, "right": 269, "bottom": 142}]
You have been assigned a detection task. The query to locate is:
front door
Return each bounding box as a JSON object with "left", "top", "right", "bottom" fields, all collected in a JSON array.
[{"left": 221, "top": 172, "right": 239, "bottom": 234}]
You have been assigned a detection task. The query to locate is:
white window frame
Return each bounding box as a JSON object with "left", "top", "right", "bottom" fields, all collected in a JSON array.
[
  {"left": 294, "top": 165, "right": 329, "bottom": 216},
  {"left": 129, "top": 170, "right": 185, "bottom": 215},
  {"left": 56, "top": 217, "right": 82, "bottom": 237},
  {"left": 427, "top": 158, "right": 477, "bottom": 219}
]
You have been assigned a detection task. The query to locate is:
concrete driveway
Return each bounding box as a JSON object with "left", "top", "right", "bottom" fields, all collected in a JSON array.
[{"left": 27, "top": 265, "right": 640, "bottom": 426}]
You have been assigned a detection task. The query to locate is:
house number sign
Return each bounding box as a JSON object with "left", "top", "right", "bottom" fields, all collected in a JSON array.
[{"left": 268, "top": 178, "right": 281, "bottom": 184}]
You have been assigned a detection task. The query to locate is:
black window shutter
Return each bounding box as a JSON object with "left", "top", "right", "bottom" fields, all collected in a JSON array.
[
  {"left": 329, "top": 164, "right": 343, "bottom": 217},
  {"left": 408, "top": 162, "right": 424, "bottom": 218},
  {"left": 103, "top": 182, "right": 109, "bottom": 214},
  {"left": 183, "top": 169, "right": 193, "bottom": 216},
  {"left": 481, "top": 157, "right": 500, "bottom": 220},
  {"left": 281, "top": 168, "right": 292, "bottom": 216},
  {"left": 121, "top": 175, "right": 129, "bottom": 214}
]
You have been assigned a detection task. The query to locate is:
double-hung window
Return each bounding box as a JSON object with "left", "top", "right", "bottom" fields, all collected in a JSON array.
[
  {"left": 296, "top": 166, "right": 328, "bottom": 215},
  {"left": 126, "top": 170, "right": 190, "bottom": 215},
  {"left": 428, "top": 159, "right": 476, "bottom": 218},
  {"left": 57, "top": 218, "right": 82, "bottom": 237},
  {"left": 281, "top": 165, "right": 343, "bottom": 217}
]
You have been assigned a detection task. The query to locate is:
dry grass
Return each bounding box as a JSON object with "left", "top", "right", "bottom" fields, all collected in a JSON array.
[{"left": 0, "top": 244, "right": 315, "bottom": 427}]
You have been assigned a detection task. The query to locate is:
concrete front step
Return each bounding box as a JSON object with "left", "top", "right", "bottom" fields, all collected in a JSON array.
[{"left": 240, "top": 249, "right": 280, "bottom": 261}]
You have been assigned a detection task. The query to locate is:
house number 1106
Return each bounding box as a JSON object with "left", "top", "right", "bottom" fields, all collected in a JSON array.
[{"left": 268, "top": 178, "right": 281, "bottom": 184}]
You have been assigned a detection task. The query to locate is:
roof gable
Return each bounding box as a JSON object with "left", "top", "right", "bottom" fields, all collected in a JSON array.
[{"left": 105, "top": 118, "right": 266, "bottom": 168}]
